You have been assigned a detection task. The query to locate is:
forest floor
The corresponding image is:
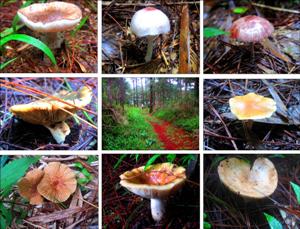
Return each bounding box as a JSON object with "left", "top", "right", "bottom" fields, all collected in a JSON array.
[{"left": 146, "top": 113, "right": 199, "bottom": 150}]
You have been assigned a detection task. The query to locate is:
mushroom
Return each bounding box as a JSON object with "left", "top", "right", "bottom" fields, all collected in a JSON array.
[
  {"left": 37, "top": 162, "right": 77, "bottom": 203},
  {"left": 130, "top": 7, "right": 170, "bottom": 63},
  {"left": 120, "top": 162, "right": 186, "bottom": 222},
  {"left": 18, "top": 168, "right": 44, "bottom": 205},
  {"left": 218, "top": 157, "right": 278, "bottom": 198},
  {"left": 230, "top": 15, "right": 291, "bottom": 63},
  {"left": 9, "top": 86, "right": 92, "bottom": 144},
  {"left": 17, "top": 1, "right": 82, "bottom": 50},
  {"left": 229, "top": 93, "right": 276, "bottom": 146}
]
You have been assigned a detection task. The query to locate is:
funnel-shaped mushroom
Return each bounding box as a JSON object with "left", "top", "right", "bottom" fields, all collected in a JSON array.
[
  {"left": 9, "top": 86, "right": 92, "bottom": 144},
  {"left": 18, "top": 1, "right": 82, "bottom": 50},
  {"left": 18, "top": 168, "right": 44, "bottom": 205},
  {"left": 120, "top": 163, "right": 186, "bottom": 222},
  {"left": 218, "top": 157, "right": 278, "bottom": 198},
  {"left": 37, "top": 162, "right": 77, "bottom": 203}
]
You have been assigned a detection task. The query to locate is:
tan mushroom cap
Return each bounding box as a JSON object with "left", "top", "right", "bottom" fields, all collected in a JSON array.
[
  {"left": 229, "top": 93, "right": 276, "bottom": 120},
  {"left": 18, "top": 168, "right": 44, "bottom": 205},
  {"left": 9, "top": 86, "right": 92, "bottom": 126},
  {"left": 17, "top": 1, "right": 82, "bottom": 33},
  {"left": 37, "top": 162, "right": 77, "bottom": 203},
  {"left": 218, "top": 157, "right": 278, "bottom": 198},
  {"left": 120, "top": 163, "right": 186, "bottom": 199}
]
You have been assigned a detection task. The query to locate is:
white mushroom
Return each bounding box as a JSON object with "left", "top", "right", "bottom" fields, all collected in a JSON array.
[
  {"left": 130, "top": 7, "right": 170, "bottom": 63},
  {"left": 18, "top": 1, "right": 82, "bottom": 49},
  {"left": 120, "top": 163, "right": 186, "bottom": 222}
]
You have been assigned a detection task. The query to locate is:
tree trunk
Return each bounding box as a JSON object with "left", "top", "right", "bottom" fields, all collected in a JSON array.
[
  {"left": 149, "top": 78, "right": 155, "bottom": 113},
  {"left": 119, "top": 78, "right": 126, "bottom": 112}
]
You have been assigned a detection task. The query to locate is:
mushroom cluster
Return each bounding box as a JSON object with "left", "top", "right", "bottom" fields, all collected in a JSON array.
[
  {"left": 17, "top": 1, "right": 82, "bottom": 50},
  {"left": 120, "top": 162, "right": 186, "bottom": 222},
  {"left": 218, "top": 157, "right": 278, "bottom": 198},
  {"left": 9, "top": 86, "right": 92, "bottom": 144},
  {"left": 18, "top": 162, "right": 77, "bottom": 205}
]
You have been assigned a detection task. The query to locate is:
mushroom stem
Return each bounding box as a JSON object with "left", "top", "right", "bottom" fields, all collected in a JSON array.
[
  {"left": 150, "top": 198, "right": 166, "bottom": 222},
  {"left": 45, "top": 121, "right": 70, "bottom": 144},
  {"left": 145, "top": 35, "right": 155, "bottom": 63},
  {"left": 42, "top": 32, "right": 65, "bottom": 50}
]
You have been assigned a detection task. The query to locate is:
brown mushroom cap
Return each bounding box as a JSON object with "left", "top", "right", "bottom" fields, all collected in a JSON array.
[
  {"left": 9, "top": 86, "right": 92, "bottom": 126},
  {"left": 218, "top": 157, "right": 278, "bottom": 198},
  {"left": 17, "top": 1, "right": 82, "bottom": 33},
  {"left": 229, "top": 93, "right": 276, "bottom": 120},
  {"left": 120, "top": 163, "right": 186, "bottom": 199},
  {"left": 18, "top": 168, "right": 44, "bottom": 205},
  {"left": 230, "top": 15, "right": 274, "bottom": 43},
  {"left": 37, "top": 162, "right": 77, "bottom": 203}
]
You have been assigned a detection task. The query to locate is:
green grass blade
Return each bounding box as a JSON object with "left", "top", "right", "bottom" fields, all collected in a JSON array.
[
  {"left": 0, "top": 25, "right": 23, "bottom": 37},
  {"left": 290, "top": 182, "right": 300, "bottom": 204},
  {"left": 71, "top": 16, "right": 89, "bottom": 37},
  {"left": 0, "top": 57, "right": 18, "bottom": 70},
  {"left": 144, "top": 154, "right": 161, "bottom": 170},
  {"left": 0, "top": 34, "right": 57, "bottom": 65},
  {"left": 204, "top": 27, "right": 229, "bottom": 38},
  {"left": 114, "top": 154, "right": 128, "bottom": 169},
  {"left": 263, "top": 213, "right": 283, "bottom": 229}
]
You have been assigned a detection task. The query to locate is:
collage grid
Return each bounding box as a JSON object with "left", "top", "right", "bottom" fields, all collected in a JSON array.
[{"left": 0, "top": 0, "right": 299, "bottom": 228}]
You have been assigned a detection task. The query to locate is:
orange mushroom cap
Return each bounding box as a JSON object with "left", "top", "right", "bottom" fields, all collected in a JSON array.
[
  {"left": 37, "top": 162, "right": 77, "bottom": 203},
  {"left": 229, "top": 93, "right": 276, "bottom": 120},
  {"left": 18, "top": 169, "right": 44, "bottom": 205}
]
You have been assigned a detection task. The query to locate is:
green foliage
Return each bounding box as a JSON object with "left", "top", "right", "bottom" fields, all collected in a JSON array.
[
  {"left": 114, "top": 154, "right": 128, "bottom": 169},
  {"left": 103, "top": 107, "right": 161, "bottom": 150},
  {"left": 0, "top": 156, "right": 40, "bottom": 197},
  {"left": 232, "top": 7, "right": 248, "bottom": 14},
  {"left": 290, "top": 182, "right": 300, "bottom": 204},
  {"left": 144, "top": 154, "right": 161, "bottom": 170},
  {"left": 71, "top": 16, "right": 89, "bottom": 36},
  {"left": 204, "top": 213, "right": 212, "bottom": 229},
  {"left": 174, "top": 116, "right": 199, "bottom": 132},
  {"left": 74, "top": 162, "right": 94, "bottom": 186},
  {"left": 204, "top": 27, "right": 229, "bottom": 38},
  {"left": 0, "top": 57, "right": 18, "bottom": 70},
  {"left": 0, "top": 34, "right": 56, "bottom": 65},
  {"left": 263, "top": 213, "right": 282, "bottom": 229}
]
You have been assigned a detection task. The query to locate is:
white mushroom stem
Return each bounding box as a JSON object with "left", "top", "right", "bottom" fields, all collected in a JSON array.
[
  {"left": 45, "top": 121, "right": 71, "bottom": 144},
  {"left": 150, "top": 198, "right": 166, "bottom": 222},
  {"left": 42, "top": 32, "right": 65, "bottom": 50},
  {"left": 145, "top": 35, "right": 155, "bottom": 63}
]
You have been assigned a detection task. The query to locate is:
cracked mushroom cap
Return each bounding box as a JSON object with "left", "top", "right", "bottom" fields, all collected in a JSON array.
[
  {"left": 218, "top": 157, "right": 278, "bottom": 198},
  {"left": 229, "top": 93, "right": 276, "bottom": 120},
  {"left": 9, "top": 86, "right": 92, "bottom": 126},
  {"left": 37, "top": 162, "right": 77, "bottom": 203},
  {"left": 230, "top": 15, "right": 274, "bottom": 43},
  {"left": 120, "top": 163, "right": 186, "bottom": 199},
  {"left": 17, "top": 1, "right": 82, "bottom": 33},
  {"left": 18, "top": 168, "right": 44, "bottom": 205}
]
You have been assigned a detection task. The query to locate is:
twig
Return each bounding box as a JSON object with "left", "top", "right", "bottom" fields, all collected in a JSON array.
[{"left": 252, "top": 2, "right": 300, "bottom": 14}]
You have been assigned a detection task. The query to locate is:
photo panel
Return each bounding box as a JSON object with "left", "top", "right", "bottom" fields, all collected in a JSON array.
[
  {"left": 204, "top": 153, "right": 300, "bottom": 228},
  {"left": 203, "top": 0, "right": 300, "bottom": 74},
  {"left": 102, "top": 77, "right": 199, "bottom": 150},
  {"left": 102, "top": 0, "right": 200, "bottom": 74},
  {"left": 0, "top": 155, "right": 99, "bottom": 228},
  {"left": 0, "top": 77, "right": 98, "bottom": 150},
  {"left": 203, "top": 79, "right": 300, "bottom": 150},
  {"left": 0, "top": 0, "right": 98, "bottom": 73},
  {"left": 102, "top": 153, "right": 200, "bottom": 228}
]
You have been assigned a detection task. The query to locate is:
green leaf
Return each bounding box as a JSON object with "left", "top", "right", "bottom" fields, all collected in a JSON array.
[
  {"left": 0, "top": 25, "right": 23, "bottom": 38},
  {"left": 263, "top": 213, "right": 283, "bottom": 229},
  {"left": 71, "top": 16, "right": 89, "bottom": 37},
  {"left": 0, "top": 57, "right": 18, "bottom": 70},
  {"left": 204, "top": 27, "right": 229, "bottom": 38},
  {"left": 73, "top": 162, "right": 84, "bottom": 169},
  {"left": 0, "top": 203, "right": 12, "bottom": 226},
  {"left": 233, "top": 7, "right": 248, "bottom": 14},
  {"left": 144, "top": 154, "right": 161, "bottom": 171},
  {"left": 204, "top": 222, "right": 212, "bottom": 229},
  {"left": 113, "top": 154, "right": 127, "bottom": 169},
  {"left": 0, "top": 156, "right": 40, "bottom": 196},
  {"left": 291, "top": 182, "right": 300, "bottom": 204},
  {"left": 166, "top": 154, "right": 176, "bottom": 163},
  {"left": 0, "top": 34, "right": 57, "bottom": 65}
]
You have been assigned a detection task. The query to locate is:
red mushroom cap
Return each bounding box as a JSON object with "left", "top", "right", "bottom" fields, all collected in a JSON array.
[{"left": 230, "top": 15, "right": 274, "bottom": 42}]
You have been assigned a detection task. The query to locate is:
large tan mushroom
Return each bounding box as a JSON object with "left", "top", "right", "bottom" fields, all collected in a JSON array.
[
  {"left": 120, "top": 162, "right": 186, "bottom": 222},
  {"left": 18, "top": 168, "right": 44, "bottom": 205},
  {"left": 9, "top": 86, "right": 92, "bottom": 144},
  {"left": 17, "top": 1, "right": 82, "bottom": 49},
  {"left": 218, "top": 157, "right": 278, "bottom": 198},
  {"left": 37, "top": 162, "right": 77, "bottom": 203}
]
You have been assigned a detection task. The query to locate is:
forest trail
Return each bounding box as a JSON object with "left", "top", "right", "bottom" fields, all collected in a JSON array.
[{"left": 146, "top": 114, "right": 199, "bottom": 150}]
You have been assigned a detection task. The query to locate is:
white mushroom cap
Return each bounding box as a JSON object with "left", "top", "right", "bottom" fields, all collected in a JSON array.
[
  {"left": 218, "top": 157, "right": 278, "bottom": 198},
  {"left": 130, "top": 7, "right": 170, "bottom": 37},
  {"left": 17, "top": 1, "right": 82, "bottom": 33},
  {"left": 120, "top": 163, "right": 186, "bottom": 199}
]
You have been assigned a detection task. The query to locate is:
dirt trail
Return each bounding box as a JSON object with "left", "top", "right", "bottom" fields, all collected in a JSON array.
[{"left": 148, "top": 115, "right": 199, "bottom": 150}]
